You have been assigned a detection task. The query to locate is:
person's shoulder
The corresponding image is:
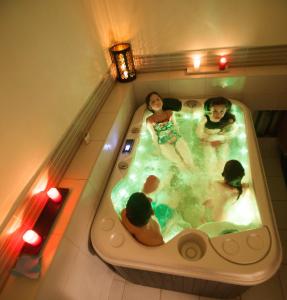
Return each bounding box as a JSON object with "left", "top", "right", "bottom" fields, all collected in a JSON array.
[
  {"left": 146, "top": 115, "right": 154, "bottom": 123},
  {"left": 200, "top": 115, "right": 208, "bottom": 124},
  {"left": 226, "top": 112, "right": 236, "bottom": 123}
]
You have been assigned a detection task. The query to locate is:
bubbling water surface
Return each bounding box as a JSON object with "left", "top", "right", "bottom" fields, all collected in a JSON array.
[{"left": 111, "top": 103, "right": 261, "bottom": 242}]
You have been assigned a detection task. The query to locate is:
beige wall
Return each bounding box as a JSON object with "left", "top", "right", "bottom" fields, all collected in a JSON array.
[
  {"left": 91, "top": 0, "right": 287, "bottom": 56},
  {"left": 0, "top": 0, "right": 108, "bottom": 227}
]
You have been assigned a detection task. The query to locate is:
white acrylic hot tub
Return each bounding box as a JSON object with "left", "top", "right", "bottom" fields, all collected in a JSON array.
[{"left": 90, "top": 98, "right": 282, "bottom": 299}]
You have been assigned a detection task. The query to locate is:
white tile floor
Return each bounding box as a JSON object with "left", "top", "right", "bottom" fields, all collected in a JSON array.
[{"left": 36, "top": 137, "right": 287, "bottom": 300}]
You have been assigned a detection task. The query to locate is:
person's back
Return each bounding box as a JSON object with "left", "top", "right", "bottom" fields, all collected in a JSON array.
[{"left": 121, "top": 208, "right": 164, "bottom": 246}]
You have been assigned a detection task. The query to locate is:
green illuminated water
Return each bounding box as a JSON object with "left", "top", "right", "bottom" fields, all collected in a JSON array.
[{"left": 111, "top": 103, "right": 262, "bottom": 242}]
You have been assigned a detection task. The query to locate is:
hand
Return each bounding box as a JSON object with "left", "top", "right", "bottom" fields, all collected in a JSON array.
[{"left": 143, "top": 175, "right": 160, "bottom": 194}]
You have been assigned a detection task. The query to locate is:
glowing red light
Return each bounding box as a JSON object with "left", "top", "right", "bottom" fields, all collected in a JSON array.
[
  {"left": 47, "top": 187, "right": 62, "bottom": 202},
  {"left": 219, "top": 56, "right": 228, "bottom": 70},
  {"left": 23, "top": 230, "right": 42, "bottom": 246}
]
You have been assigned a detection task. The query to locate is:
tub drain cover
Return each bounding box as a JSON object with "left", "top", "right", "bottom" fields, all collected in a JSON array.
[{"left": 180, "top": 241, "right": 203, "bottom": 261}]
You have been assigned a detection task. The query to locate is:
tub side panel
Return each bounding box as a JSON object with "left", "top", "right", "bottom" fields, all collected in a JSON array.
[{"left": 113, "top": 265, "right": 249, "bottom": 299}]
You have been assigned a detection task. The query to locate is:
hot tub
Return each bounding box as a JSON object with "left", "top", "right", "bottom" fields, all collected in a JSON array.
[{"left": 90, "top": 98, "right": 282, "bottom": 299}]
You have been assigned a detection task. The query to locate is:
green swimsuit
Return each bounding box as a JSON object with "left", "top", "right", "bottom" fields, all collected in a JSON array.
[{"left": 153, "top": 121, "right": 181, "bottom": 145}]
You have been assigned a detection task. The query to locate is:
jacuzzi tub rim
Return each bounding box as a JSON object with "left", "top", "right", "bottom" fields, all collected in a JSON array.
[{"left": 90, "top": 98, "right": 282, "bottom": 287}]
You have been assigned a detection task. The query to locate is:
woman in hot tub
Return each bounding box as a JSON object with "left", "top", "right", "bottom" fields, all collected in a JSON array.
[
  {"left": 203, "top": 160, "right": 248, "bottom": 222},
  {"left": 146, "top": 92, "right": 194, "bottom": 169},
  {"left": 196, "top": 97, "right": 237, "bottom": 173}
]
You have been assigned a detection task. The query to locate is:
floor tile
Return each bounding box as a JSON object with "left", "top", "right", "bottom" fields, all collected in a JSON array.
[
  {"left": 36, "top": 238, "right": 79, "bottom": 300},
  {"left": 279, "top": 230, "right": 287, "bottom": 265},
  {"left": 108, "top": 279, "right": 126, "bottom": 300},
  {"left": 267, "top": 177, "right": 287, "bottom": 201},
  {"left": 258, "top": 138, "right": 280, "bottom": 158},
  {"left": 272, "top": 201, "right": 287, "bottom": 229},
  {"left": 63, "top": 249, "right": 114, "bottom": 300},
  {"left": 161, "top": 288, "right": 199, "bottom": 299},
  {"left": 122, "top": 281, "right": 160, "bottom": 300},
  {"left": 263, "top": 157, "right": 284, "bottom": 177},
  {"left": 52, "top": 179, "right": 86, "bottom": 236},
  {"left": 279, "top": 265, "right": 287, "bottom": 299},
  {"left": 64, "top": 182, "right": 98, "bottom": 255},
  {"left": 241, "top": 273, "right": 283, "bottom": 300}
]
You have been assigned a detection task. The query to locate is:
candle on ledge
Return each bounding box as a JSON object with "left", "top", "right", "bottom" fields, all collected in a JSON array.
[
  {"left": 47, "top": 187, "right": 62, "bottom": 203},
  {"left": 219, "top": 56, "right": 228, "bottom": 70},
  {"left": 23, "top": 230, "right": 42, "bottom": 246},
  {"left": 193, "top": 55, "right": 201, "bottom": 71}
]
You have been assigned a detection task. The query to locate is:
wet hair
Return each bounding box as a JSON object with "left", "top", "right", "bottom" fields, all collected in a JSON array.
[
  {"left": 222, "top": 160, "right": 245, "bottom": 199},
  {"left": 145, "top": 91, "right": 162, "bottom": 112},
  {"left": 204, "top": 97, "right": 232, "bottom": 114},
  {"left": 126, "top": 192, "right": 153, "bottom": 227}
]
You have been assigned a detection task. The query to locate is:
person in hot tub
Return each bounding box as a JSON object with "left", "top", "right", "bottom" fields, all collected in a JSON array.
[
  {"left": 196, "top": 97, "right": 237, "bottom": 173},
  {"left": 121, "top": 175, "right": 164, "bottom": 246},
  {"left": 203, "top": 160, "right": 248, "bottom": 222},
  {"left": 145, "top": 92, "right": 194, "bottom": 169}
]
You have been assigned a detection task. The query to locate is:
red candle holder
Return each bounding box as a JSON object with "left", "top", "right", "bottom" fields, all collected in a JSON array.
[
  {"left": 219, "top": 56, "right": 228, "bottom": 71},
  {"left": 47, "top": 187, "right": 62, "bottom": 203},
  {"left": 23, "top": 230, "right": 42, "bottom": 246}
]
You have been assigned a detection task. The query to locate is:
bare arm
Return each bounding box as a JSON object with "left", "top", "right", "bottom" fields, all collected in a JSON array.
[
  {"left": 137, "top": 219, "right": 164, "bottom": 246},
  {"left": 219, "top": 121, "right": 238, "bottom": 140},
  {"left": 196, "top": 116, "right": 209, "bottom": 140}
]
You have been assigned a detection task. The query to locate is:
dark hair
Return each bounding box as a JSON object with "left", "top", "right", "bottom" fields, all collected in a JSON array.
[
  {"left": 126, "top": 192, "right": 153, "bottom": 227},
  {"left": 204, "top": 97, "right": 232, "bottom": 114},
  {"left": 145, "top": 92, "right": 162, "bottom": 112},
  {"left": 222, "top": 160, "right": 245, "bottom": 199}
]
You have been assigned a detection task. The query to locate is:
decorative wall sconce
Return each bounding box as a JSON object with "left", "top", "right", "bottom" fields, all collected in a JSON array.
[{"left": 109, "top": 43, "right": 136, "bottom": 82}]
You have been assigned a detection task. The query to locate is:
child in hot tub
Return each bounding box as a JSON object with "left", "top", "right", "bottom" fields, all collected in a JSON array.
[
  {"left": 196, "top": 97, "right": 237, "bottom": 174},
  {"left": 121, "top": 175, "right": 164, "bottom": 246}
]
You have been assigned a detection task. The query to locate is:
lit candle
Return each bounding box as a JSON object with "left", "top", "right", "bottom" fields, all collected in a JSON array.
[
  {"left": 193, "top": 55, "right": 201, "bottom": 70},
  {"left": 47, "top": 187, "right": 62, "bottom": 203},
  {"left": 219, "top": 56, "right": 228, "bottom": 70},
  {"left": 123, "top": 70, "right": 128, "bottom": 78},
  {"left": 120, "top": 63, "right": 127, "bottom": 71},
  {"left": 23, "top": 230, "right": 42, "bottom": 246}
]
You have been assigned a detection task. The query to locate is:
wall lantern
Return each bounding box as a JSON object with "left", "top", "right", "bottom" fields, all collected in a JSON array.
[{"left": 109, "top": 43, "right": 136, "bottom": 82}]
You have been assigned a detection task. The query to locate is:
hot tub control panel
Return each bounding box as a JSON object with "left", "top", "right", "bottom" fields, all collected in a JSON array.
[{"left": 122, "top": 139, "right": 134, "bottom": 154}]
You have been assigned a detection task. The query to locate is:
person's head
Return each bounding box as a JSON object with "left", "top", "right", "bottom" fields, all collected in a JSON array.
[
  {"left": 126, "top": 192, "right": 153, "bottom": 227},
  {"left": 204, "top": 97, "right": 232, "bottom": 122},
  {"left": 222, "top": 160, "right": 245, "bottom": 198},
  {"left": 146, "top": 92, "right": 163, "bottom": 113}
]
